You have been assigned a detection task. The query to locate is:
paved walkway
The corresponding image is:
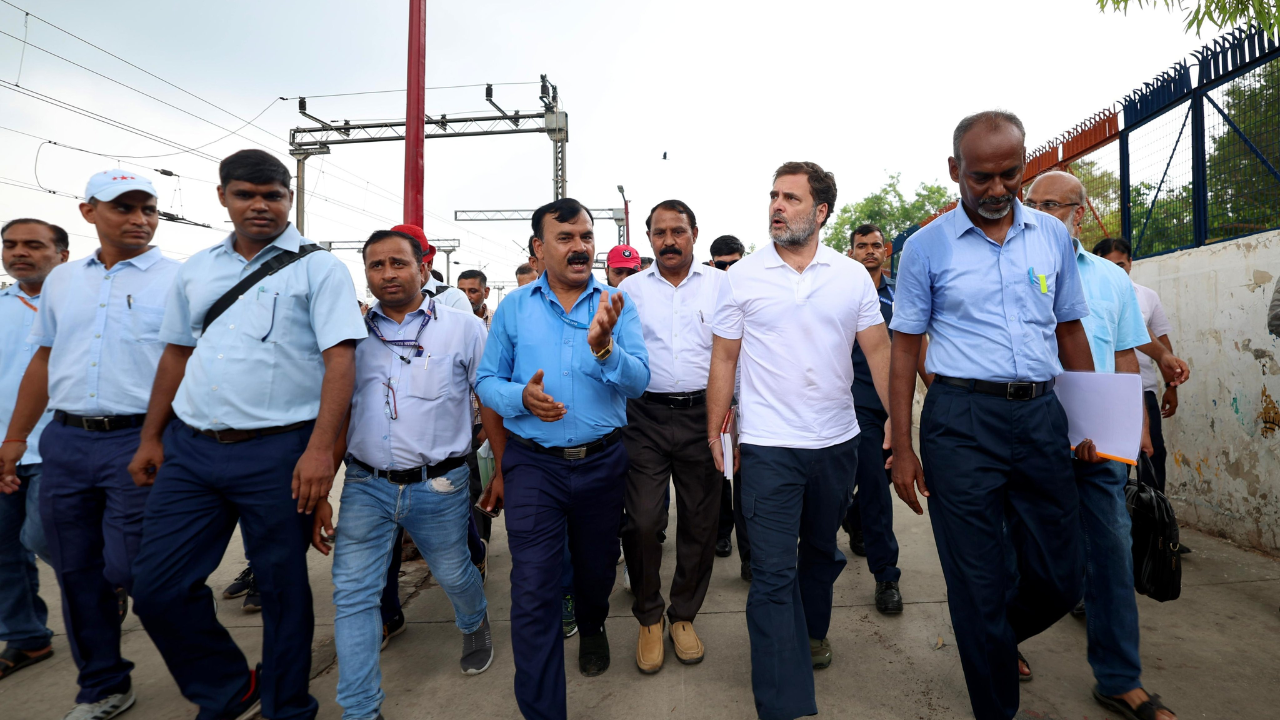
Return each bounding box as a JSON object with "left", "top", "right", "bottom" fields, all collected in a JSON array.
[{"left": 3, "top": 474, "right": 1279, "bottom": 720}]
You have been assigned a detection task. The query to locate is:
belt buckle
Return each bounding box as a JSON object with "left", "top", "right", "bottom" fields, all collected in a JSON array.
[
  {"left": 1006, "top": 382, "right": 1034, "bottom": 401},
  {"left": 563, "top": 446, "right": 588, "bottom": 460},
  {"left": 83, "top": 417, "right": 109, "bottom": 432},
  {"left": 210, "top": 428, "right": 236, "bottom": 444}
]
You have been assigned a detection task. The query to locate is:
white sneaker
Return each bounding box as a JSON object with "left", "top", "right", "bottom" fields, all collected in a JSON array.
[
  {"left": 63, "top": 690, "right": 136, "bottom": 720},
  {"left": 623, "top": 565, "right": 632, "bottom": 593}
]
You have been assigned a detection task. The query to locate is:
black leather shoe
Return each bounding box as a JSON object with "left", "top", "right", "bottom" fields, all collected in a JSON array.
[
  {"left": 849, "top": 528, "right": 866, "bottom": 557},
  {"left": 874, "top": 581, "right": 903, "bottom": 614},
  {"left": 579, "top": 629, "right": 610, "bottom": 677},
  {"left": 1070, "top": 599, "right": 1086, "bottom": 619},
  {"left": 740, "top": 560, "right": 752, "bottom": 582},
  {"left": 715, "top": 538, "right": 732, "bottom": 557}
]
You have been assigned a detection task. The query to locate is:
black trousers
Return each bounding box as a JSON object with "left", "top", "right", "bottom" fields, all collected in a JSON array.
[
  {"left": 467, "top": 423, "right": 491, "bottom": 542},
  {"left": 1143, "top": 390, "right": 1168, "bottom": 492},
  {"left": 842, "top": 413, "right": 901, "bottom": 583},
  {"left": 717, "top": 470, "right": 752, "bottom": 561},
  {"left": 920, "top": 383, "right": 1084, "bottom": 720},
  {"left": 621, "top": 397, "right": 721, "bottom": 625}
]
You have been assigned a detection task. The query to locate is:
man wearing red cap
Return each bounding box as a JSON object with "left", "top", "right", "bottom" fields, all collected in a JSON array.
[
  {"left": 389, "top": 224, "right": 470, "bottom": 312},
  {"left": 605, "top": 245, "right": 641, "bottom": 288}
]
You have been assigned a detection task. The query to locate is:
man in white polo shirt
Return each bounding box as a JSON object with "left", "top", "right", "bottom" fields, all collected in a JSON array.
[{"left": 707, "top": 161, "right": 892, "bottom": 720}]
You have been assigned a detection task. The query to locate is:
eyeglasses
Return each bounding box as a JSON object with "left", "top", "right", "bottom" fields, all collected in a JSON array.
[
  {"left": 1023, "top": 200, "right": 1081, "bottom": 211},
  {"left": 713, "top": 259, "right": 739, "bottom": 270},
  {"left": 382, "top": 381, "right": 399, "bottom": 420}
]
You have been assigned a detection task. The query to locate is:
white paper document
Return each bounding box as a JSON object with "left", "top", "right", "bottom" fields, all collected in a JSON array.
[
  {"left": 720, "top": 433, "right": 734, "bottom": 480},
  {"left": 1052, "top": 371, "right": 1144, "bottom": 465}
]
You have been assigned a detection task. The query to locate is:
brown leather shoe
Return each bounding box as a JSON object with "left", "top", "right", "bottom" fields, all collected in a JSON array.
[
  {"left": 669, "top": 621, "right": 704, "bottom": 665},
  {"left": 636, "top": 619, "right": 665, "bottom": 674}
]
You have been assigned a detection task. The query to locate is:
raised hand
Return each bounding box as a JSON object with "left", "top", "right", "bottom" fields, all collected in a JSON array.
[
  {"left": 522, "top": 369, "right": 566, "bottom": 422},
  {"left": 588, "top": 290, "right": 625, "bottom": 355}
]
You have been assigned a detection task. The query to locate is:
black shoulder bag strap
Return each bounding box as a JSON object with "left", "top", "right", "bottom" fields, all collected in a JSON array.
[{"left": 201, "top": 243, "right": 325, "bottom": 335}]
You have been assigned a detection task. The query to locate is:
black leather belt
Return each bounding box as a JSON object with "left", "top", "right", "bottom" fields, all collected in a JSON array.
[
  {"left": 348, "top": 455, "right": 468, "bottom": 485},
  {"left": 510, "top": 428, "right": 622, "bottom": 461},
  {"left": 186, "top": 421, "right": 309, "bottom": 444},
  {"left": 935, "top": 375, "right": 1056, "bottom": 401},
  {"left": 54, "top": 410, "right": 146, "bottom": 432},
  {"left": 642, "top": 389, "right": 707, "bottom": 409}
]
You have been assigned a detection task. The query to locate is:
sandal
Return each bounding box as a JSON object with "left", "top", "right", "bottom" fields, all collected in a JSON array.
[
  {"left": 1093, "top": 686, "right": 1176, "bottom": 720},
  {"left": 1017, "top": 650, "right": 1032, "bottom": 682},
  {"left": 0, "top": 645, "right": 53, "bottom": 680}
]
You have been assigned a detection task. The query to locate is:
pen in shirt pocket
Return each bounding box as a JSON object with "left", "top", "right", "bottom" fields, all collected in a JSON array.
[
  {"left": 127, "top": 295, "right": 133, "bottom": 309},
  {"left": 1027, "top": 268, "right": 1048, "bottom": 294}
]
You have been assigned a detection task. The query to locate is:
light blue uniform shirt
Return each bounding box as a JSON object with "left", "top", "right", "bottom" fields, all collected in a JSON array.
[
  {"left": 1, "top": 285, "right": 54, "bottom": 464},
  {"left": 476, "top": 273, "right": 649, "bottom": 447},
  {"left": 160, "top": 225, "right": 367, "bottom": 430},
  {"left": 1073, "top": 239, "right": 1149, "bottom": 373},
  {"left": 348, "top": 301, "right": 487, "bottom": 469},
  {"left": 28, "top": 247, "right": 180, "bottom": 415},
  {"left": 890, "top": 202, "right": 1090, "bottom": 382}
]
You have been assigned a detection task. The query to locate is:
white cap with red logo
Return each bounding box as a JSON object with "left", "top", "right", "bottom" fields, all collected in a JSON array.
[{"left": 84, "top": 169, "right": 158, "bottom": 202}]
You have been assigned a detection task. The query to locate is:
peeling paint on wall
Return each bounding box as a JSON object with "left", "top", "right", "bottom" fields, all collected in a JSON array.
[{"left": 1131, "top": 228, "right": 1280, "bottom": 556}]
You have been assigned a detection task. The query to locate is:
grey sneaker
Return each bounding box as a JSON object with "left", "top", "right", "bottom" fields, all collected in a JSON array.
[
  {"left": 460, "top": 614, "right": 493, "bottom": 675},
  {"left": 62, "top": 690, "right": 136, "bottom": 719}
]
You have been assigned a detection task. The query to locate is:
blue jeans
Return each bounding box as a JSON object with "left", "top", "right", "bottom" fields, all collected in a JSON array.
[
  {"left": 0, "top": 465, "right": 53, "bottom": 651},
  {"left": 333, "top": 462, "right": 486, "bottom": 720},
  {"left": 1075, "top": 459, "right": 1142, "bottom": 696}
]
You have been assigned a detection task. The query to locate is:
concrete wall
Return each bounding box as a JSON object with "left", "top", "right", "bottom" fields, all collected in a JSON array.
[{"left": 1131, "top": 228, "right": 1280, "bottom": 555}]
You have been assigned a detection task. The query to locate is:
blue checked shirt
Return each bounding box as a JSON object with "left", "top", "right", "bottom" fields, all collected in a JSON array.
[
  {"left": 160, "top": 225, "right": 367, "bottom": 430},
  {"left": 28, "top": 247, "right": 180, "bottom": 415},
  {"left": 476, "top": 273, "right": 649, "bottom": 447},
  {"left": 1, "top": 285, "right": 54, "bottom": 463},
  {"left": 890, "top": 202, "right": 1090, "bottom": 382}
]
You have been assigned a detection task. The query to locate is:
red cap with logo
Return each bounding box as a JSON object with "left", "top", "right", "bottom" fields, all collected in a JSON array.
[
  {"left": 607, "top": 245, "right": 641, "bottom": 270},
  {"left": 390, "top": 224, "right": 436, "bottom": 262}
]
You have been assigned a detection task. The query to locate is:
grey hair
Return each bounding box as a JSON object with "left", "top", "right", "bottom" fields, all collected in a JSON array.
[{"left": 952, "top": 110, "right": 1026, "bottom": 160}]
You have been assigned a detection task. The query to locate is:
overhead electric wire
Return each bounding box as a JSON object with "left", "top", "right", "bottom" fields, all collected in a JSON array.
[{"left": 285, "top": 82, "right": 538, "bottom": 100}]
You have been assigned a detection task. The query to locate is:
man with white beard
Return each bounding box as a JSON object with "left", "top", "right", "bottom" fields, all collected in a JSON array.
[{"left": 706, "top": 161, "right": 893, "bottom": 720}]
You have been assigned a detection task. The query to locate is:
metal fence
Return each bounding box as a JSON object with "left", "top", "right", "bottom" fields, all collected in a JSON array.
[{"left": 1020, "top": 24, "right": 1280, "bottom": 260}]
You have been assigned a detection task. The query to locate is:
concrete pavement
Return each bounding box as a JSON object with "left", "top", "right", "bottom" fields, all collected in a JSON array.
[{"left": 3, "top": 475, "right": 1279, "bottom": 720}]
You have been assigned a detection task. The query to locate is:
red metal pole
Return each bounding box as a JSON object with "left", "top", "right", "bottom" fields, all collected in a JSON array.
[
  {"left": 404, "top": 0, "right": 426, "bottom": 227},
  {"left": 623, "top": 199, "right": 630, "bottom": 246}
]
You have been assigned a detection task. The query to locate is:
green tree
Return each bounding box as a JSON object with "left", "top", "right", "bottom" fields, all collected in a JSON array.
[
  {"left": 1096, "top": 0, "right": 1280, "bottom": 36},
  {"left": 821, "top": 173, "right": 954, "bottom": 253},
  {"left": 1205, "top": 58, "right": 1280, "bottom": 240}
]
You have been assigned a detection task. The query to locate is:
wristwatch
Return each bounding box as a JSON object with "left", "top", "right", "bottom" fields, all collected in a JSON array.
[{"left": 593, "top": 340, "right": 613, "bottom": 362}]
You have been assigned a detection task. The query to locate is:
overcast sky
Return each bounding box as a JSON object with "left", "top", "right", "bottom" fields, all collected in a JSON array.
[{"left": 0, "top": 0, "right": 1219, "bottom": 296}]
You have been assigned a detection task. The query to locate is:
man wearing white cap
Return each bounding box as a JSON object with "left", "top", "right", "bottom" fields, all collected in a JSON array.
[{"left": 0, "top": 170, "right": 179, "bottom": 720}]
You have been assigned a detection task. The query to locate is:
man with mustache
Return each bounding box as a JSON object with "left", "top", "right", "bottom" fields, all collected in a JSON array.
[
  {"left": 126, "top": 150, "right": 367, "bottom": 720},
  {"left": 616, "top": 200, "right": 727, "bottom": 673},
  {"left": 476, "top": 198, "right": 649, "bottom": 720},
  {"left": 310, "top": 229, "right": 500, "bottom": 720},
  {"left": 0, "top": 218, "right": 67, "bottom": 682},
  {"left": 888, "top": 112, "right": 1094, "bottom": 720},
  {"left": 389, "top": 224, "right": 470, "bottom": 312},
  {"left": 707, "top": 161, "right": 893, "bottom": 719},
  {"left": 842, "top": 223, "right": 933, "bottom": 615},
  {"left": 0, "top": 170, "right": 179, "bottom": 720}
]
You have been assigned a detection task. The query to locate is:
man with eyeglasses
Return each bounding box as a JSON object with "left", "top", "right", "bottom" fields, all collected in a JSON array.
[
  {"left": 1022, "top": 172, "right": 1181, "bottom": 720},
  {"left": 310, "top": 229, "right": 501, "bottom": 720},
  {"left": 616, "top": 200, "right": 727, "bottom": 673},
  {"left": 842, "top": 223, "right": 933, "bottom": 616},
  {"left": 476, "top": 198, "right": 649, "bottom": 720}
]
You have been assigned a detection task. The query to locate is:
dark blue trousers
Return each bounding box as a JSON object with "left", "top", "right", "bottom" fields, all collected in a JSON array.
[
  {"left": 503, "top": 439, "right": 626, "bottom": 720},
  {"left": 131, "top": 421, "right": 317, "bottom": 720},
  {"left": 920, "top": 382, "right": 1084, "bottom": 720},
  {"left": 842, "top": 411, "right": 900, "bottom": 583},
  {"left": 38, "top": 421, "right": 149, "bottom": 703},
  {"left": 739, "top": 436, "right": 858, "bottom": 720}
]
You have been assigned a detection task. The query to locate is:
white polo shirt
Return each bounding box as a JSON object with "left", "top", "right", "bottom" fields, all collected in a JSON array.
[
  {"left": 617, "top": 261, "right": 725, "bottom": 393},
  {"left": 1132, "top": 282, "right": 1172, "bottom": 394},
  {"left": 712, "top": 241, "right": 883, "bottom": 449}
]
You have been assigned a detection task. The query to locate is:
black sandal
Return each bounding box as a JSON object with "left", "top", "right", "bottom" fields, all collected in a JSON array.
[
  {"left": 1093, "top": 686, "right": 1176, "bottom": 720},
  {"left": 1017, "top": 650, "right": 1032, "bottom": 682},
  {"left": 0, "top": 645, "right": 53, "bottom": 680}
]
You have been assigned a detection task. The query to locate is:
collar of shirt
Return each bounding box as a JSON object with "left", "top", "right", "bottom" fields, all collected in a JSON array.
[
  {"left": 759, "top": 240, "right": 839, "bottom": 271},
  {"left": 635, "top": 259, "right": 711, "bottom": 289},
  {"left": 368, "top": 300, "right": 432, "bottom": 325},
  {"left": 0, "top": 284, "right": 37, "bottom": 300},
  {"left": 85, "top": 245, "right": 165, "bottom": 271},
  {"left": 530, "top": 270, "right": 606, "bottom": 313},
  {"left": 949, "top": 198, "right": 1038, "bottom": 245},
  {"left": 210, "top": 224, "right": 303, "bottom": 263}
]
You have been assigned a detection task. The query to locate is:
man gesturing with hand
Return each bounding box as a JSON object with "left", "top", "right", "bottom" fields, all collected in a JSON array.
[{"left": 476, "top": 198, "right": 648, "bottom": 720}]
